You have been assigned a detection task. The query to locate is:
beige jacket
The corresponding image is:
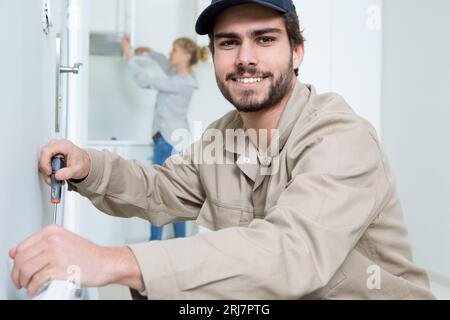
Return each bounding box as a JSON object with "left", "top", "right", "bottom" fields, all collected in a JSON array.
[{"left": 70, "top": 82, "right": 435, "bottom": 299}]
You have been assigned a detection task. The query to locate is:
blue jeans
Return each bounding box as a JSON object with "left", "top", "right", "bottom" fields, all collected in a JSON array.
[{"left": 150, "top": 134, "right": 186, "bottom": 241}]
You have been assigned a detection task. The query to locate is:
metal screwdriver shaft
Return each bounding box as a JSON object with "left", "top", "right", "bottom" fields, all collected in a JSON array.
[
  {"left": 52, "top": 204, "right": 58, "bottom": 225},
  {"left": 51, "top": 155, "right": 66, "bottom": 224}
]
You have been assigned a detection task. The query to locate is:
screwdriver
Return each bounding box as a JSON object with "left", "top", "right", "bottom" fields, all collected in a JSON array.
[{"left": 51, "top": 154, "right": 66, "bottom": 224}]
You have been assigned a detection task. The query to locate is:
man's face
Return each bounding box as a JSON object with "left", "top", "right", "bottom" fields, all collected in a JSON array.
[{"left": 212, "top": 4, "right": 303, "bottom": 113}]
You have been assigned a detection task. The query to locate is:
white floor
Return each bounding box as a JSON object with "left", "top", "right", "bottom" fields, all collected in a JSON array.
[
  {"left": 429, "top": 272, "right": 450, "bottom": 300},
  {"left": 98, "top": 285, "right": 132, "bottom": 300}
]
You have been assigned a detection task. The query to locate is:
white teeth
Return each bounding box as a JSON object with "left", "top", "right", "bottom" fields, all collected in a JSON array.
[{"left": 237, "top": 77, "right": 262, "bottom": 84}]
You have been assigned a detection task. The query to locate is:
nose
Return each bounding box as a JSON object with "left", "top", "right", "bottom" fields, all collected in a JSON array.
[{"left": 236, "top": 40, "right": 258, "bottom": 68}]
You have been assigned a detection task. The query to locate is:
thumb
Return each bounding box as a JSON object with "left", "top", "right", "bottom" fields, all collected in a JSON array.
[{"left": 55, "top": 167, "right": 75, "bottom": 181}]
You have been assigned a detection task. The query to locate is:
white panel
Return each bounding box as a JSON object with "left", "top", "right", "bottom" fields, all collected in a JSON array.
[
  {"left": 382, "top": 0, "right": 450, "bottom": 278},
  {"left": 294, "top": 0, "right": 332, "bottom": 93},
  {"left": 0, "top": 0, "right": 59, "bottom": 299},
  {"left": 330, "top": 0, "right": 382, "bottom": 134},
  {"left": 89, "top": 0, "right": 120, "bottom": 32}
]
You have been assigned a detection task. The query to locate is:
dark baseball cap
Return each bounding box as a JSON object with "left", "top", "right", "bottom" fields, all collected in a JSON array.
[{"left": 195, "top": 0, "right": 297, "bottom": 35}]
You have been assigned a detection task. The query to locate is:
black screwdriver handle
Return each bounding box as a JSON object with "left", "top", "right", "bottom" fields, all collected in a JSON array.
[{"left": 51, "top": 155, "right": 66, "bottom": 204}]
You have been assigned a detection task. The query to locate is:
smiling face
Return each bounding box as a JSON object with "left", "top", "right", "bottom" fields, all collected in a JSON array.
[{"left": 212, "top": 4, "right": 303, "bottom": 113}]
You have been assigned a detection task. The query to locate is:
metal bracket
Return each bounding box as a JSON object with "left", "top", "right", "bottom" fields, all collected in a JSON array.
[{"left": 60, "top": 63, "right": 83, "bottom": 74}]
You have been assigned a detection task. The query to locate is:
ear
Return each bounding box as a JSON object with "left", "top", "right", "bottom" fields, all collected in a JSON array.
[{"left": 292, "top": 43, "right": 305, "bottom": 70}]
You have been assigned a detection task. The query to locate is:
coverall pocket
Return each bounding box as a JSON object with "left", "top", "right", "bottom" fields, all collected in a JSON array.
[{"left": 195, "top": 198, "right": 246, "bottom": 231}]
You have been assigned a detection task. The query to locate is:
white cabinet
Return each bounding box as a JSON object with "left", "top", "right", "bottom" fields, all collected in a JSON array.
[{"left": 89, "top": 0, "right": 132, "bottom": 34}]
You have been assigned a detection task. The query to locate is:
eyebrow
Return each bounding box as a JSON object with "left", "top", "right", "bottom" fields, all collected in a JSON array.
[
  {"left": 251, "top": 28, "right": 283, "bottom": 38},
  {"left": 214, "top": 28, "right": 283, "bottom": 41},
  {"left": 214, "top": 32, "right": 239, "bottom": 41}
]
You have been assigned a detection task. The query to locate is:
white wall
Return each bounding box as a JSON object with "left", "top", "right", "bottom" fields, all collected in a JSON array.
[
  {"left": 87, "top": 0, "right": 231, "bottom": 142},
  {"left": 88, "top": 0, "right": 382, "bottom": 142},
  {"left": 382, "top": 0, "right": 450, "bottom": 278},
  {"left": 296, "top": 0, "right": 382, "bottom": 134},
  {"left": 0, "top": 0, "right": 62, "bottom": 299},
  {"left": 88, "top": 55, "right": 157, "bottom": 141}
]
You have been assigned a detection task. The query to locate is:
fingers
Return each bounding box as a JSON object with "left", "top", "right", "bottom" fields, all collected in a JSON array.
[
  {"left": 55, "top": 167, "right": 75, "bottom": 181},
  {"left": 39, "top": 166, "right": 52, "bottom": 186},
  {"left": 39, "top": 139, "right": 71, "bottom": 176},
  {"left": 14, "top": 229, "right": 47, "bottom": 261},
  {"left": 135, "top": 47, "right": 150, "bottom": 55},
  {"left": 39, "top": 139, "right": 89, "bottom": 182},
  {"left": 18, "top": 252, "right": 51, "bottom": 290},
  {"left": 134, "top": 47, "right": 149, "bottom": 55},
  {"left": 43, "top": 175, "right": 51, "bottom": 186},
  {"left": 11, "top": 230, "right": 54, "bottom": 289},
  {"left": 26, "top": 267, "right": 57, "bottom": 298},
  {"left": 13, "top": 225, "right": 61, "bottom": 272},
  {"left": 11, "top": 226, "right": 75, "bottom": 295}
]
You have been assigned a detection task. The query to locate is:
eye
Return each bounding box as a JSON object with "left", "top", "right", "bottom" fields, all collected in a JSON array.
[
  {"left": 257, "top": 37, "right": 275, "bottom": 45},
  {"left": 219, "top": 40, "right": 240, "bottom": 48}
]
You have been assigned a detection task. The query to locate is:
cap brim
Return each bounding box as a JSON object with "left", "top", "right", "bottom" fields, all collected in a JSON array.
[{"left": 195, "top": 0, "right": 288, "bottom": 35}]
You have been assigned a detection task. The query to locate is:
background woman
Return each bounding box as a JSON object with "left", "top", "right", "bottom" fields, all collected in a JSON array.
[{"left": 121, "top": 36, "right": 209, "bottom": 241}]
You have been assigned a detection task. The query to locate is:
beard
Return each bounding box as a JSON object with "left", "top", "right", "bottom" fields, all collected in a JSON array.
[{"left": 216, "top": 56, "right": 295, "bottom": 113}]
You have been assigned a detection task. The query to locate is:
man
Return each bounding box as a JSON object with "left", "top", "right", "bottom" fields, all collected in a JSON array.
[{"left": 10, "top": 0, "right": 435, "bottom": 299}]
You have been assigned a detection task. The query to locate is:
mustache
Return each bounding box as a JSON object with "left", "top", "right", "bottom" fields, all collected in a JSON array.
[{"left": 226, "top": 66, "right": 273, "bottom": 81}]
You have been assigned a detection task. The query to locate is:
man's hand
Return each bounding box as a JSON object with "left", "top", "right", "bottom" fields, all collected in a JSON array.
[
  {"left": 9, "top": 225, "right": 145, "bottom": 297},
  {"left": 39, "top": 139, "right": 91, "bottom": 186}
]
